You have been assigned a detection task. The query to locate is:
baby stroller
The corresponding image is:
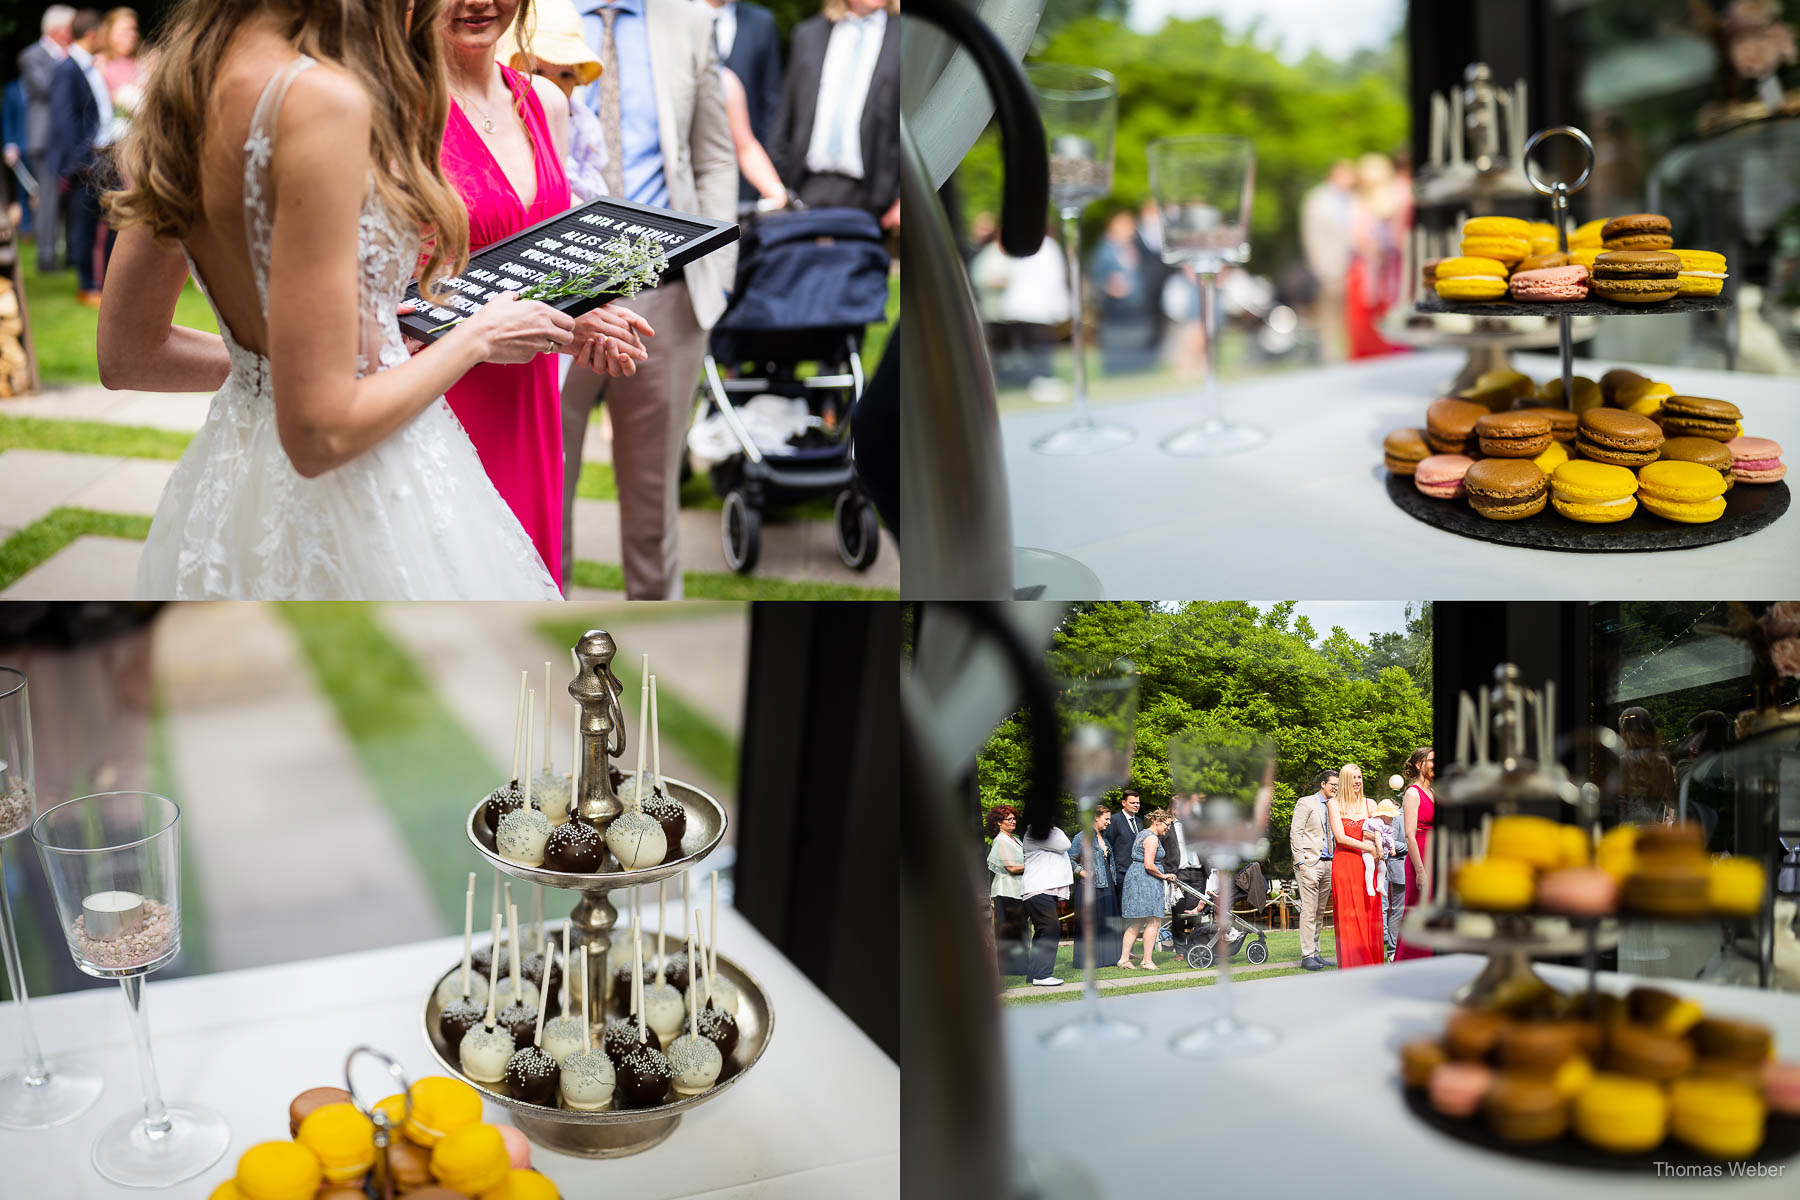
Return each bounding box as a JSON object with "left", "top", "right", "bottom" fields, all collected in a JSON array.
[
  {"left": 694, "top": 207, "right": 891, "bottom": 574},
  {"left": 1163, "top": 875, "right": 1270, "bottom": 970}
]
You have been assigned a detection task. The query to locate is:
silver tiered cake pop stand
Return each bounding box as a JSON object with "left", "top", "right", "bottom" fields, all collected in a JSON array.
[{"left": 437, "top": 627, "right": 768, "bottom": 1156}]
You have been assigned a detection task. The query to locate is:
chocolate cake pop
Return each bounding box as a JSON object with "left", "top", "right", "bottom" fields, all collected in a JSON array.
[
  {"left": 516, "top": 889, "right": 561, "bottom": 1009},
  {"left": 543, "top": 819, "right": 603, "bottom": 873},
  {"left": 560, "top": 946, "right": 616, "bottom": 1112},
  {"left": 643, "top": 676, "right": 687, "bottom": 847},
  {"left": 496, "top": 892, "right": 541, "bottom": 1043},
  {"left": 612, "top": 929, "right": 670, "bottom": 1107},
  {"left": 642, "top": 882, "right": 685, "bottom": 1042},
  {"left": 667, "top": 923, "right": 722, "bottom": 1096},
  {"left": 482, "top": 671, "right": 532, "bottom": 834},
  {"left": 504, "top": 943, "right": 561, "bottom": 1106},
  {"left": 689, "top": 872, "right": 742, "bottom": 1018},
  {"left": 458, "top": 913, "right": 514, "bottom": 1083},
  {"left": 541, "top": 923, "right": 583, "bottom": 1064},
  {"left": 439, "top": 873, "right": 488, "bottom": 1046},
  {"left": 691, "top": 911, "right": 740, "bottom": 1057}
]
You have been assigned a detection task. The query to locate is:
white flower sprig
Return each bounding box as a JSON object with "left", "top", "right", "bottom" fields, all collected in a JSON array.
[{"left": 428, "top": 232, "right": 671, "bottom": 335}]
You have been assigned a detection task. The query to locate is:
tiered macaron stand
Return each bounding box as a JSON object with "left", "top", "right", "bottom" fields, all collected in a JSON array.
[
  {"left": 1390, "top": 124, "right": 1789, "bottom": 551},
  {"left": 422, "top": 629, "right": 773, "bottom": 1158},
  {"left": 1395, "top": 664, "right": 1799, "bottom": 1171}
]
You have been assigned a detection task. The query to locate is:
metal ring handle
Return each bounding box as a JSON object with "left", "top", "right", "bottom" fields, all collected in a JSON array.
[
  {"left": 345, "top": 1045, "right": 413, "bottom": 1132},
  {"left": 1522, "top": 125, "right": 1595, "bottom": 198}
]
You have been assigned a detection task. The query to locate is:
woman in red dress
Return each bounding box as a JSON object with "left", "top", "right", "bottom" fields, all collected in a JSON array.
[
  {"left": 1394, "top": 747, "right": 1436, "bottom": 960},
  {"left": 1328, "top": 762, "right": 1386, "bottom": 968}
]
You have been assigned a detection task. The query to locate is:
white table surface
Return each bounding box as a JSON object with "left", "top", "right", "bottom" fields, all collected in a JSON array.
[
  {"left": 1004, "top": 954, "right": 1800, "bottom": 1198},
  {"left": 1002, "top": 352, "right": 1800, "bottom": 598},
  {"left": 0, "top": 907, "right": 898, "bottom": 1199}
]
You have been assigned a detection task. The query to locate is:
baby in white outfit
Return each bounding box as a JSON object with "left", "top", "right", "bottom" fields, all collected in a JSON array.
[{"left": 1364, "top": 809, "right": 1397, "bottom": 898}]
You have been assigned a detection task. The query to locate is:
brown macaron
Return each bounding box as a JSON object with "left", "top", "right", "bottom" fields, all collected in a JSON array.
[
  {"left": 288, "top": 1086, "right": 354, "bottom": 1137},
  {"left": 1693, "top": 1017, "right": 1774, "bottom": 1065},
  {"left": 1510, "top": 405, "right": 1578, "bottom": 442},
  {"left": 1476, "top": 411, "right": 1553, "bottom": 457},
  {"left": 1518, "top": 251, "right": 1570, "bottom": 272},
  {"left": 1402, "top": 1039, "right": 1449, "bottom": 1088},
  {"left": 1623, "top": 856, "right": 1711, "bottom": 917},
  {"left": 1484, "top": 1073, "right": 1570, "bottom": 1143},
  {"left": 1606, "top": 1022, "right": 1696, "bottom": 1082},
  {"left": 1465, "top": 459, "right": 1549, "bottom": 521},
  {"left": 1384, "top": 428, "right": 1431, "bottom": 475},
  {"left": 1660, "top": 436, "right": 1736, "bottom": 490},
  {"left": 1457, "top": 383, "right": 1518, "bottom": 414},
  {"left": 1425, "top": 397, "right": 1488, "bottom": 454},
  {"left": 1592, "top": 250, "right": 1681, "bottom": 304},
  {"left": 1446, "top": 1007, "right": 1509, "bottom": 1061},
  {"left": 1497, "top": 1022, "right": 1581, "bottom": 1074},
  {"left": 1599, "top": 368, "right": 1651, "bottom": 404},
  {"left": 1577, "top": 408, "right": 1663, "bottom": 466},
  {"left": 1421, "top": 258, "right": 1445, "bottom": 290},
  {"left": 1659, "top": 395, "right": 1742, "bottom": 441},
  {"left": 1601, "top": 212, "right": 1674, "bottom": 251}
]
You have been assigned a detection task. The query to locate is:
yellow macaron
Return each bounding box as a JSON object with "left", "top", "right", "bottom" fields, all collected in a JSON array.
[
  {"left": 1574, "top": 1073, "right": 1667, "bottom": 1154},
  {"left": 1525, "top": 221, "right": 1561, "bottom": 255},
  {"left": 482, "top": 1168, "right": 563, "bottom": 1200},
  {"left": 1669, "top": 1077, "right": 1766, "bottom": 1159},
  {"left": 1474, "top": 368, "right": 1536, "bottom": 400},
  {"left": 1709, "top": 855, "right": 1765, "bottom": 916},
  {"left": 210, "top": 1184, "right": 244, "bottom": 1200},
  {"left": 1552, "top": 460, "right": 1639, "bottom": 522},
  {"left": 1533, "top": 441, "right": 1570, "bottom": 474},
  {"left": 1569, "top": 218, "right": 1609, "bottom": 250},
  {"left": 431, "top": 1123, "right": 511, "bottom": 1196},
  {"left": 1454, "top": 856, "right": 1535, "bottom": 911},
  {"left": 1462, "top": 216, "right": 1530, "bottom": 265},
  {"left": 1569, "top": 246, "right": 1602, "bottom": 272},
  {"left": 404, "top": 1076, "right": 484, "bottom": 1148},
  {"left": 1488, "top": 815, "right": 1564, "bottom": 870},
  {"left": 1596, "top": 826, "right": 1637, "bottom": 881},
  {"left": 234, "top": 1142, "right": 324, "bottom": 1200},
  {"left": 1611, "top": 378, "right": 1672, "bottom": 416},
  {"left": 1674, "top": 249, "right": 1727, "bottom": 297},
  {"left": 1435, "top": 256, "right": 1510, "bottom": 301},
  {"left": 296, "top": 1103, "right": 374, "bottom": 1184},
  {"left": 1537, "top": 374, "right": 1602, "bottom": 413},
  {"left": 1637, "top": 460, "right": 1727, "bottom": 523},
  {"left": 1558, "top": 824, "right": 1591, "bottom": 868}
]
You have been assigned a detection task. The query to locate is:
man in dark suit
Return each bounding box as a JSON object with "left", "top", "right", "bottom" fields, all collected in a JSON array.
[
  {"left": 48, "top": 8, "right": 109, "bottom": 303},
  {"left": 18, "top": 5, "right": 76, "bottom": 271},
  {"left": 769, "top": 0, "right": 899, "bottom": 230},
  {"left": 1160, "top": 794, "right": 1209, "bottom": 938},
  {"left": 701, "top": 0, "right": 783, "bottom": 204},
  {"left": 1103, "top": 790, "right": 1143, "bottom": 892}
]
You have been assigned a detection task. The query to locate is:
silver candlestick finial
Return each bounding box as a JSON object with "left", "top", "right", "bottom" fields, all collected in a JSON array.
[{"left": 570, "top": 630, "right": 625, "bottom": 831}]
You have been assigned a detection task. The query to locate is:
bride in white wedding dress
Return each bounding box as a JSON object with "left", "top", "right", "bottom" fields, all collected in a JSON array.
[{"left": 97, "top": 0, "right": 632, "bottom": 599}]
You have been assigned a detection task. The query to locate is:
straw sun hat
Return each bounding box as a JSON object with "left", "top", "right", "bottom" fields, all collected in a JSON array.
[
  {"left": 495, "top": 0, "right": 603, "bottom": 86},
  {"left": 1373, "top": 799, "right": 1400, "bottom": 819}
]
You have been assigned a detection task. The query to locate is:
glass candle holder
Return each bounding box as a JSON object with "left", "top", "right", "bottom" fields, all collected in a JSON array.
[{"left": 33, "top": 791, "right": 229, "bottom": 1186}]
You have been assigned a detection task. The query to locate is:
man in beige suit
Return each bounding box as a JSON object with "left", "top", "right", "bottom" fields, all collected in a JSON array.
[
  {"left": 564, "top": 0, "right": 738, "bottom": 598},
  {"left": 1290, "top": 769, "right": 1339, "bottom": 971}
]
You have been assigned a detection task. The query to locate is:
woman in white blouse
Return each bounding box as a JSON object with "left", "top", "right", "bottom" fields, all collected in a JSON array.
[{"left": 985, "top": 804, "right": 1025, "bottom": 974}]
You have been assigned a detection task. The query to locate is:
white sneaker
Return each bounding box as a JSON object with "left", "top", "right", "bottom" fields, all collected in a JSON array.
[{"left": 1030, "top": 976, "right": 1065, "bottom": 987}]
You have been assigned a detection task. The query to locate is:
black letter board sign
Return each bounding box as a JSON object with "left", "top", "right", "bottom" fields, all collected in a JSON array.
[{"left": 398, "top": 196, "right": 738, "bottom": 344}]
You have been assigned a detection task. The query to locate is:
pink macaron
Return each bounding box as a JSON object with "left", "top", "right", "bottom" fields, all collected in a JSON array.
[
  {"left": 1508, "top": 264, "right": 1590, "bottom": 302},
  {"left": 1415, "top": 454, "right": 1475, "bottom": 500},
  {"left": 496, "top": 1123, "right": 533, "bottom": 1170},
  {"left": 1428, "top": 1061, "right": 1494, "bottom": 1118},
  {"left": 1724, "top": 435, "right": 1785, "bottom": 483},
  {"left": 1765, "top": 1060, "right": 1800, "bottom": 1116}
]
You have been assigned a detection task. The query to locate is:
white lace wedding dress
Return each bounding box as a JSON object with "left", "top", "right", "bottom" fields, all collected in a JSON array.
[{"left": 137, "top": 56, "right": 560, "bottom": 599}]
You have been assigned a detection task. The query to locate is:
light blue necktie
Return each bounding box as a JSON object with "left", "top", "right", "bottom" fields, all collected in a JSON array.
[{"left": 824, "top": 19, "right": 876, "bottom": 167}]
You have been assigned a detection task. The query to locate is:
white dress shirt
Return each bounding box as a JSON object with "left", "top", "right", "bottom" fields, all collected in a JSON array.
[
  {"left": 67, "top": 44, "right": 116, "bottom": 149},
  {"left": 804, "top": 9, "right": 885, "bottom": 180},
  {"left": 1021, "top": 827, "right": 1074, "bottom": 901},
  {"left": 38, "top": 35, "right": 69, "bottom": 62},
  {"left": 711, "top": 1, "right": 738, "bottom": 61},
  {"left": 1170, "top": 818, "right": 1200, "bottom": 871}
]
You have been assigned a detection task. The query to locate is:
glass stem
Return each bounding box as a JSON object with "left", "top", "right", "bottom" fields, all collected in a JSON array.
[
  {"left": 118, "top": 974, "right": 171, "bottom": 1137},
  {"left": 0, "top": 845, "right": 49, "bottom": 1085},
  {"left": 1198, "top": 270, "right": 1222, "bottom": 431},
  {"left": 1062, "top": 209, "right": 1089, "bottom": 425},
  {"left": 1210, "top": 854, "right": 1237, "bottom": 1025},
  {"left": 1079, "top": 798, "right": 1098, "bottom": 1021}
]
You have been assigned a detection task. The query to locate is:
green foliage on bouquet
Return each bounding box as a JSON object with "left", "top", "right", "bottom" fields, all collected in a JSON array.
[{"left": 428, "top": 233, "right": 671, "bottom": 334}]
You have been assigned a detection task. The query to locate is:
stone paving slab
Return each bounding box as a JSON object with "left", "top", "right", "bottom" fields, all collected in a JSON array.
[
  {"left": 64, "top": 457, "right": 176, "bottom": 516},
  {"left": 0, "top": 448, "right": 119, "bottom": 527},
  {"left": 0, "top": 534, "right": 141, "bottom": 599},
  {"left": 153, "top": 603, "right": 444, "bottom": 968},
  {"left": 999, "top": 956, "right": 1309, "bottom": 999}
]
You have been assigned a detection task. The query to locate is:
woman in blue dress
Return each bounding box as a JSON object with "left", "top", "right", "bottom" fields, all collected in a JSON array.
[{"left": 1118, "top": 808, "right": 1175, "bottom": 969}]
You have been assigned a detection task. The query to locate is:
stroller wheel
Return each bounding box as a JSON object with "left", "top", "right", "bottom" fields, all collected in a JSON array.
[
  {"left": 834, "top": 491, "right": 880, "bottom": 571},
  {"left": 722, "top": 490, "right": 761, "bottom": 574},
  {"left": 1186, "top": 943, "right": 1214, "bottom": 970},
  {"left": 1246, "top": 939, "right": 1269, "bottom": 966}
]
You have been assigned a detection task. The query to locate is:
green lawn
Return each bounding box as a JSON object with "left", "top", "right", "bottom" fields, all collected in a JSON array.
[
  {"left": 16, "top": 242, "right": 219, "bottom": 386},
  {"left": 0, "top": 413, "right": 191, "bottom": 459},
  {"left": 0, "top": 507, "right": 153, "bottom": 591},
  {"left": 999, "top": 927, "right": 1336, "bottom": 989}
]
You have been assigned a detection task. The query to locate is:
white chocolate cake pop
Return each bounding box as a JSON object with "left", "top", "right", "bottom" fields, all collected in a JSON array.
[
  {"left": 561, "top": 941, "right": 616, "bottom": 1110},
  {"left": 437, "top": 872, "right": 491, "bottom": 1009},
  {"left": 533, "top": 661, "right": 572, "bottom": 824},
  {"left": 643, "top": 881, "right": 685, "bottom": 1041},
  {"left": 460, "top": 912, "right": 514, "bottom": 1082},
  {"left": 497, "top": 809, "right": 552, "bottom": 866},
  {"left": 607, "top": 665, "right": 670, "bottom": 868},
  {"left": 541, "top": 922, "right": 583, "bottom": 1064},
  {"left": 667, "top": 921, "right": 721, "bottom": 1096}
]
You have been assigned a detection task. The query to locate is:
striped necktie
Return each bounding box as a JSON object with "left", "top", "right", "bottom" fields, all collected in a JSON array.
[{"left": 597, "top": 6, "right": 626, "bottom": 198}]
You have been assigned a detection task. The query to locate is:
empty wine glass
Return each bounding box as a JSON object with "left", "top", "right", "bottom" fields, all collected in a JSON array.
[
  {"left": 1165, "top": 728, "right": 1278, "bottom": 1057},
  {"left": 1147, "top": 136, "right": 1265, "bottom": 457},
  {"left": 1027, "top": 64, "right": 1134, "bottom": 456},
  {"left": 0, "top": 666, "right": 103, "bottom": 1130},
  {"left": 33, "top": 791, "right": 229, "bottom": 1186},
  {"left": 1039, "top": 654, "right": 1140, "bottom": 1050}
]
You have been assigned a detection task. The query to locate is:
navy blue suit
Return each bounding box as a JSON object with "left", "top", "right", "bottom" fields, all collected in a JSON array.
[
  {"left": 48, "top": 54, "right": 101, "bottom": 290},
  {"left": 721, "top": 2, "right": 782, "bottom": 203}
]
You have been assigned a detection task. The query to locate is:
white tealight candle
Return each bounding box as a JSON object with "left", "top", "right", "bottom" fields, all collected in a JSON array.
[{"left": 82, "top": 890, "right": 146, "bottom": 940}]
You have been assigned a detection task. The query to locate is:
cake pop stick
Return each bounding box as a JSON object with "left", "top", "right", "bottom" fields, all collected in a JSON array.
[
  {"left": 696, "top": 913, "right": 712, "bottom": 1006},
  {"left": 710, "top": 870, "right": 720, "bottom": 994},
  {"left": 682, "top": 871, "right": 690, "bottom": 960},
  {"left": 580, "top": 941, "right": 591, "bottom": 1051},
  {"left": 543, "top": 661, "right": 555, "bottom": 772},
  {"left": 533, "top": 885, "right": 544, "bottom": 955},
  {"left": 560, "top": 920, "right": 572, "bottom": 1015},
  {"left": 532, "top": 946, "right": 553, "bottom": 1048},
  {"left": 506, "top": 886, "right": 524, "bottom": 1001},
  {"left": 655, "top": 880, "right": 667, "bottom": 988},
  {"left": 461, "top": 872, "right": 476, "bottom": 997},
  {"left": 634, "top": 895, "right": 647, "bottom": 1044},
  {"left": 651, "top": 674, "right": 663, "bottom": 793},
  {"left": 632, "top": 655, "right": 650, "bottom": 809},
  {"left": 686, "top": 921, "right": 699, "bottom": 1040},
  {"left": 484, "top": 913, "right": 502, "bottom": 1027},
  {"left": 523, "top": 691, "right": 535, "bottom": 812},
  {"left": 512, "top": 670, "right": 527, "bottom": 783}
]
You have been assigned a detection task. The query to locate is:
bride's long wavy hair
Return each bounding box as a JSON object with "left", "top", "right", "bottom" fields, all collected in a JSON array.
[{"left": 107, "top": 0, "right": 470, "bottom": 296}]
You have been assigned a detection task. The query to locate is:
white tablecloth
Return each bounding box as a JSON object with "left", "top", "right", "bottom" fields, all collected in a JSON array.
[
  {"left": 0, "top": 908, "right": 897, "bottom": 1199},
  {"left": 1003, "top": 954, "right": 1800, "bottom": 1198},
  {"left": 1002, "top": 353, "right": 1800, "bottom": 597}
]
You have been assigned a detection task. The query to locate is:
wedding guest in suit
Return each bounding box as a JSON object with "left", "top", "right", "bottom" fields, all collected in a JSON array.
[
  {"left": 1289, "top": 769, "right": 1338, "bottom": 971},
  {"left": 1067, "top": 803, "right": 1117, "bottom": 966},
  {"left": 560, "top": 0, "right": 737, "bottom": 598},
  {"left": 1377, "top": 797, "right": 1408, "bottom": 959},
  {"left": 3, "top": 80, "right": 30, "bottom": 234},
  {"left": 1103, "top": 789, "right": 1143, "bottom": 892},
  {"left": 1020, "top": 823, "right": 1072, "bottom": 987},
  {"left": 770, "top": 0, "right": 898, "bottom": 228},
  {"left": 702, "top": 0, "right": 783, "bottom": 204},
  {"left": 50, "top": 8, "right": 111, "bottom": 305},
  {"left": 19, "top": 6, "right": 75, "bottom": 271},
  {"left": 1159, "top": 793, "right": 1208, "bottom": 938},
  {"left": 985, "top": 804, "right": 1026, "bottom": 976},
  {"left": 1118, "top": 808, "right": 1174, "bottom": 969}
]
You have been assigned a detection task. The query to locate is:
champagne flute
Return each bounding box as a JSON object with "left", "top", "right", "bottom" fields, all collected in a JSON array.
[
  {"left": 33, "top": 791, "right": 230, "bottom": 1185},
  {"left": 1039, "top": 654, "right": 1140, "bottom": 1050},
  {"left": 0, "top": 666, "right": 103, "bottom": 1129},
  {"left": 1165, "top": 728, "right": 1279, "bottom": 1057},
  {"left": 1027, "top": 64, "right": 1134, "bottom": 456},
  {"left": 1147, "top": 136, "right": 1265, "bottom": 457}
]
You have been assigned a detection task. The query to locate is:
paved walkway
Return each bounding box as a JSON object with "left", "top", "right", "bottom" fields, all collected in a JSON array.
[
  {"left": 1000, "top": 956, "right": 1311, "bottom": 999},
  {"left": 2, "top": 385, "right": 899, "bottom": 596}
]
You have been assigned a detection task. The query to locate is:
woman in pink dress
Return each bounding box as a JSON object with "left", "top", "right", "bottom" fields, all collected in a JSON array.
[
  {"left": 1393, "top": 747, "right": 1435, "bottom": 961},
  {"left": 436, "top": 0, "right": 650, "bottom": 584}
]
